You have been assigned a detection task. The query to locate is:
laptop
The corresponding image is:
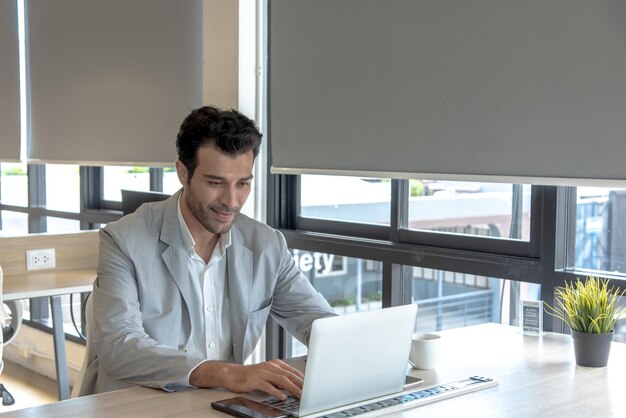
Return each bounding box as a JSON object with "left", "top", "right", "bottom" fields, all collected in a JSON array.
[{"left": 213, "top": 304, "right": 418, "bottom": 418}]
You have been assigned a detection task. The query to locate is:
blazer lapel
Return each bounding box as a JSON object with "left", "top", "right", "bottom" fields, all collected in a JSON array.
[
  {"left": 159, "top": 191, "right": 194, "bottom": 317},
  {"left": 227, "top": 222, "right": 252, "bottom": 364}
]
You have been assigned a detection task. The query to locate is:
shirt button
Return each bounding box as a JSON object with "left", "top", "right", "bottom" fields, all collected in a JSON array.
[
  {"left": 207, "top": 306, "right": 214, "bottom": 312},
  {"left": 209, "top": 342, "right": 216, "bottom": 349}
]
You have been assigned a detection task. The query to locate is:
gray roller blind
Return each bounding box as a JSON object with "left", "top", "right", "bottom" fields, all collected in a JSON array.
[
  {"left": 269, "top": 0, "right": 626, "bottom": 186},
  {"left": 27, "top": 0, "right": 204, "bottom": 166},
  {"left": 0, "top": 0, "right": 21, "bottom": 162}
]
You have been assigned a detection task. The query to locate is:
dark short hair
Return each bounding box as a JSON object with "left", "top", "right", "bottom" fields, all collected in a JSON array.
[{"left": 176, "top": 106, "right": 262, "bottom": 181}]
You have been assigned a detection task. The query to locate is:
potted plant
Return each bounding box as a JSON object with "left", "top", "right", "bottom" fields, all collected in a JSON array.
[{"left": 544, "top": 276, "right": 626, "bottom": 367}]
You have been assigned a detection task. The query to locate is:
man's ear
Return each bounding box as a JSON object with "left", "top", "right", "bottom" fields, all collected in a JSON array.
[{"left": 175, "top": 160, "right": 188, "bottom": 185}]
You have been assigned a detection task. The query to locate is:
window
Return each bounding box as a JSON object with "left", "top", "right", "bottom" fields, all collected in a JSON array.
[
  {"left": 270, "top": 173, "right": 555, "bottom": 358},
  {"left": 299, "top": 175, "right": 391, "bottom": 225},
  {"left": 0, "top": 163, "right": 28, "bottom": 234},
  {"left": 0, "top": 162, "right": 28, "bottom": 206},
  {"left": 575, "top": 186, "right": 626, "bottom": 274},
  {"left": 0, "top": 211, "right": 27, "bottom": 235},
  {"left": 47, "top": 217, "right": 80, "bottom": 233},
  {"left": 293, "top": 176, "right": 538, "bottom": 258},
  {"left": 408, "top": 181, "right": 531, "bottom": 241},
  {"left": 163, "top": 167, "right": 181, "bottom": 194},
  {"left": 286, "top": 247, "right": 543, "bottom": 356},
  {"left": 290, "top": 252, "right": 383, "bottom": 356},
  {"left": 410, "top": 266, "right": 540, "bottom": 332},
  {"left": 46, "top": 164, "right": 80, "bottom": 213},
  {"left": 103, "top": 166, "right": 151, "bottom": 201},
  {"left": 295, "top": 251, "right": 382, "bottom": 312}
]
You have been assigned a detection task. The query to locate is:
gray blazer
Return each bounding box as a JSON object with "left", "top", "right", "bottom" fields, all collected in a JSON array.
[{"left": 78, "top": 191, "right": 335, "bottom": 395}]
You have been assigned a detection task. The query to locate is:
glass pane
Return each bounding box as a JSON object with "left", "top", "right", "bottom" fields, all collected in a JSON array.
[
  {"left": 163, "top": 168, "right": 180, "bottom": 194},
  {"left": 103, "top": 166, "right": 150, "bottom": 201},
  {"left": 47, "top": 217, "right": 81, "bottom": 233},
  {"left": 0, "top": 162, "right": 28, "bottom": 206},
  {"left": 290, "top": 251, "right": 383, "bottom": 356},
  {"left": 410, "top": 266, "right": 540, "bottom": 333},
  {"left": 299, "top": 175, "right": 391, "bottom": 225},
  {"left": 575, "top": 187, "right": 626, "bottom": 273},
  {"left": 408, "top": 181, "right": 531, "bottom": 240},
  {"left": 24, "top": 294, "right": 85, "bottom": 338},
  {"left": 46, "top": 164, "right": 80, "bottom": 212},
  {"left": 0, "top": 211, "right": 28, "bottom": 235}
]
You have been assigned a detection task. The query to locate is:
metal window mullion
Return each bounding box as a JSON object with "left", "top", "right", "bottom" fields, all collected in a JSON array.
[
  {"left": 27, "top": 164, "right": 50, "bottom": 322},
  {"left": 80, "top": 166, "right": 103, "bottom": 210},
  {"left": 282, "top": 229, "right": 541, "bottom": 281},
  {"left": 390, "top": 179, "right": 409, "bottom": 240},
  {"left": 550, "top": 186, "right": 576, "bottom": 334},
  {"left": 528, "top": 185, "right": 544, "bottom": 258},
  {"left": 265, "top": 173, "right": 298, "bottom": 359},
  {"left": 555, "top": 186, "right": 577, "bottom": 270},
  {"left": 27, "top": 163, "right": 46, "bottom": 232},
  {"left": 538, "top": 186, "right": 559, "bottom": 332},
  {"left": 506, "top": 184, "right": 524, "bottom": 326},
  {"left": 382, "top": 263, "right": 412, "bottom": 308},
  {"left": 149, "top": 167, "right": 163, "bottom": 192},
  {"left": 29, "top": 297, "right": 50, "bottom": 324},
  {"left": 267, "top": 173, "right": 297, "bottom": 229},
  {"left": 26, "top": 164, "right": 49, "bottom": 322},
  {"left": 385, "top": 179, "right": 411, "bottom": 308},
  {"left": 80, "top": 166, "right": 103, "bottom": 229}
]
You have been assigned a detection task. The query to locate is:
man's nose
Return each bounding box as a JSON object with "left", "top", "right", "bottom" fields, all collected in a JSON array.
[{"left": 219, "top": 185, "right": 238, "bottom": 209}]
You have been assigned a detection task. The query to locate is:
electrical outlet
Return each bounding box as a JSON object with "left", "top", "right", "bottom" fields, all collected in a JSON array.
[{"left": 26, "top": 248, "right": 56, "bottom": 270}]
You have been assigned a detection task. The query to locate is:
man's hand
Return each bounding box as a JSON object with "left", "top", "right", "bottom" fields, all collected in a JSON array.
[{"left": 190, "top": 359, "right": 304, "bottom": 400}]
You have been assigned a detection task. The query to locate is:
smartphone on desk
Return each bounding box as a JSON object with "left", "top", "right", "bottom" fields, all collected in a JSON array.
[
  {"left": 404, "top": 375, "right": 423, "bottom": 390},
  {"left": 212, "top": 397, "right": 290, "bottom": 418}
]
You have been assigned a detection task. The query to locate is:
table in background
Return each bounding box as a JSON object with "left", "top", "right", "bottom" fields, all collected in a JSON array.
[
  {"left": 4, "top": 268, "right": 94, "bottom": 401},
  {"left": 3, "top": 323, "right": 624, "bottom": 417}
]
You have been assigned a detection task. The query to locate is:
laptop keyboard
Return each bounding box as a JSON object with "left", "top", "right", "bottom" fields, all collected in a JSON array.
[
  {"left": 262, "top": 395, "right": 302, "bottom": 414},
  {"left": 261, "top": 376, "right": 496, "bottom": 417}
]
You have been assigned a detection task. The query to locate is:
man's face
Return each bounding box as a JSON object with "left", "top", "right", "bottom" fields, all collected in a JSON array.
[{"left": 176, "top": 143, "right": 254, "bottom": 235}]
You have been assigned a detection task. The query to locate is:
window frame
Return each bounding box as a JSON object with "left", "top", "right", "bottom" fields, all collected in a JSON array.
[
  {"left": 295, "top": 177, "right": 542, "bottom": 257},
  {"left": 266, "top": 169, "right": 625, "bottom": 357}
]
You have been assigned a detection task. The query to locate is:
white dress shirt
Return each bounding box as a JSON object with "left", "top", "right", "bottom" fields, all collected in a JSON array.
[{"left": 177, "top": 196, "right": 234, "bottom": 382}]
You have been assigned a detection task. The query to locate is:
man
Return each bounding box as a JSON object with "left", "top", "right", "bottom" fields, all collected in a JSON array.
[{"left": 77, "top": 106, "right": 336, "bottom": 398}]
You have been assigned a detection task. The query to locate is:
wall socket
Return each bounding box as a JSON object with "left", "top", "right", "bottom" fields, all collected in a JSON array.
[{"left": 26, "top": 248, "right": 56, "bottom": 270}]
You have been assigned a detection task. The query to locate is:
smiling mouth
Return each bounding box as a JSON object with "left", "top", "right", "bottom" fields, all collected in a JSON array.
[{"left": 212, "top": 208, "right": 237, "bottom": 222}]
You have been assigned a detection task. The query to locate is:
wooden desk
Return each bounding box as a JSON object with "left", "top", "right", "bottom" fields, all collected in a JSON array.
[
  {"left": 3, "top": 323, "right": 624, "bottom": 417},
  {"left": 3, "top": 268, "right": 95, "bottom": 401},
  {"left": 4, "top": 269, "right": 95, "bottom": 301}
]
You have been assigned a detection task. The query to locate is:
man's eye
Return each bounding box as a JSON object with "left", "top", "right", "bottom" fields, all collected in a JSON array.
[{"left": 208, "top": 181, "right": 223, "bottom": 186}]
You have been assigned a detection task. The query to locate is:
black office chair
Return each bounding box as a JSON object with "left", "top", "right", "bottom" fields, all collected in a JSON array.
[{"left": 120, "top": 189, "right": 170, "bottom": 215}]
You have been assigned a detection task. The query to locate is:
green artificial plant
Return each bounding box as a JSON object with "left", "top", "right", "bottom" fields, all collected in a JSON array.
[{"left": 544, "top": 276, "right": 626, "bottom": 334}]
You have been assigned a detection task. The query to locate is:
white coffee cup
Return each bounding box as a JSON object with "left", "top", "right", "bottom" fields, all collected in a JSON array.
[{"left": 409, "top": 333, "right": 442, "bottom": 369}]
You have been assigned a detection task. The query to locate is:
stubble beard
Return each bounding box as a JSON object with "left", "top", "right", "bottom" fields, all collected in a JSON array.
[{"left": 186, "top": 193, "right": 239, "bottom": 235}]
